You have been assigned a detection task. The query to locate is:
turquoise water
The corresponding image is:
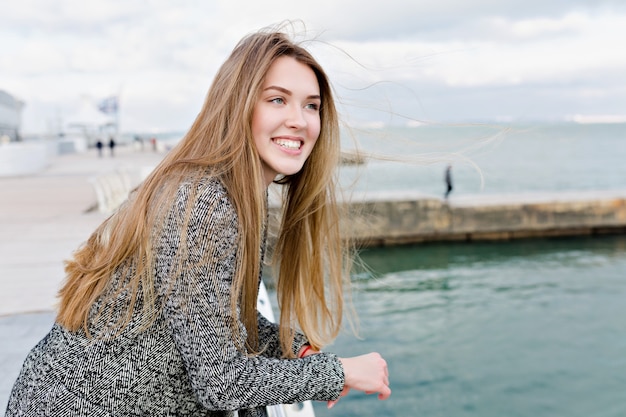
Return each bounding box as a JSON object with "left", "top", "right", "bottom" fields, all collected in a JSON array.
[
  {"left": 306, "top": 235, "right": 626, "bottom": 416},
  {"left": 310, "top": 123, "right": 626, "bottom": 415}
]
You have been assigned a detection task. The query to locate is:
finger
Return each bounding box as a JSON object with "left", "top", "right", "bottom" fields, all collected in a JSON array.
[{"left": 377, "top": 385, "right": 392, "bottom": 400}]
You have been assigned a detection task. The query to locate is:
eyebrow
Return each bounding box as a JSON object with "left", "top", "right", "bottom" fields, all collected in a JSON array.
[{"left": 263, "top": 85, "right": 320, "bottom": 100}]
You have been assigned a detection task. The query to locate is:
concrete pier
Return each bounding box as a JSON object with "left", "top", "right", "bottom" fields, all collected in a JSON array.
[
  {"left": 329, "top": 190, "right": 626, "bottom": 247},
  {"left": 0, "top": 145, "right": 164, "bottom": 317}
]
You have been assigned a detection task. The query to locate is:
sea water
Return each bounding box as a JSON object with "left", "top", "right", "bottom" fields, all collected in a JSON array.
[
  {"left": 308, "top": 123, "right": 626, "bottom": 415},
  {"left": 307, "top": 235, "right": 626, "bottom": 416},
  {"left": 338, "top": 122, "right": 626, "bottom": 197}
]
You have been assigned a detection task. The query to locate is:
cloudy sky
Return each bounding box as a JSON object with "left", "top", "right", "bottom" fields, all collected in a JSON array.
[{"left": 2, "top": 0, "right": 626, "bottom": 134}]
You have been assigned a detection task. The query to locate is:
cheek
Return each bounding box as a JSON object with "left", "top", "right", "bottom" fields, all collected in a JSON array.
[
  {"left": 308, "top": 130, "right": 321, "bottom": 156},
  {"left": 309, "top": 117, "right": 321, "bottom": 141}
]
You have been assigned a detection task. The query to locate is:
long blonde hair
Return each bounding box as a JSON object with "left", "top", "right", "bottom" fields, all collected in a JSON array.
[{"left": 57, "top": 27, "right": 348, "bottom": 356}]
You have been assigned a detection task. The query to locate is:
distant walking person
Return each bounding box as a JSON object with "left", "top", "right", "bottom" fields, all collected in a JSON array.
[
  {"left": 444, "top": 164, "right": 453, "bottom": 199},
  {"left": 108, "top": 137, "right": 116, "bottom": 157},
  {"left": 95, "top": 139, "right": 103, "bottom": 158}
]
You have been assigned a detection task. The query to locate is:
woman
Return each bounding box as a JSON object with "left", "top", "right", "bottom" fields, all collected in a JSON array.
[{"left": 5, "top": 27, "right": 390, "bottom": 416}]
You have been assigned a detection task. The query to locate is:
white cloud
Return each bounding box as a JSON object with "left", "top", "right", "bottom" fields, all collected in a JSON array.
[
  {"left": 322, "top": 10, "right": 626, "bottom": 89},
  {"left": 2, "top": 1, "right": 626, "bottom": 133},
  {"left": 516, "top": 13, "right": 587, "bottom": 37}
]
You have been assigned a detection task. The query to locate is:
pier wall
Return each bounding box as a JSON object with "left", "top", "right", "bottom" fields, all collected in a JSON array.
[{"left": 269, "top": 191, "right": 626, "bottom": 247}]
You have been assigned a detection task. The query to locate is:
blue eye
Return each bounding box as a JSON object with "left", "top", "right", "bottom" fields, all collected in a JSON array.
[
  {"left": 306, "top": 103, "right": 320, "bottom": 111},
  {"left": 270, "top": 97, "right": 284, "bottom": 104}
]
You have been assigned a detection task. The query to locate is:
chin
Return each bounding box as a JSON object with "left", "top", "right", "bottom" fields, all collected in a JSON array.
[{"left": 276, "top": 164, "right": 306, "bottom": 178}]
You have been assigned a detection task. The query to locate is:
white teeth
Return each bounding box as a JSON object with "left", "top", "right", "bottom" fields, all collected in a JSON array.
[{"left": 274, "top": 139, "right": 301, "bottom": 149}]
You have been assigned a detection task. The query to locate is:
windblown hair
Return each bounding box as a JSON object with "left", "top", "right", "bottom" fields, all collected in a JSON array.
[{"left": 57, "top": 27, "right": 348, "bottom": 356}]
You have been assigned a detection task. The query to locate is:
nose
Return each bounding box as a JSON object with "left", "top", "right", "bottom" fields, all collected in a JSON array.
[{"left": 286, "top": 105, "right": 307, "bottom": 130}]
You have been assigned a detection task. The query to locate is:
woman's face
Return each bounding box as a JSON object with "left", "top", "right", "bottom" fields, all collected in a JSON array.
[{"left": 252, "top": 56, "right": 321, "bottom": 186}]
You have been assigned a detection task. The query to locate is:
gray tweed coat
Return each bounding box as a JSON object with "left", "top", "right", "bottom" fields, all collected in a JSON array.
[{"left": 5, "top": 177, "right": 344, "bottom": 416}]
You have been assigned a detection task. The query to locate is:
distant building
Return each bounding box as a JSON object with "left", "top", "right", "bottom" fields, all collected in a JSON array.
[{"left": 0, "top": 90, "right": 25, "bottom": 142}]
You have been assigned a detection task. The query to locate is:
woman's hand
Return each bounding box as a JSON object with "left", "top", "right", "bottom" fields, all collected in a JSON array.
[{"left": 328, "top": 353, "right": 391, "bottom": 408}]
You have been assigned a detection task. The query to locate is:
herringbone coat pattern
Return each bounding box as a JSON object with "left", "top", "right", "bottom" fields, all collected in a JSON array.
[{"left": 5, "top": 178, "right": 344, "bottom": 416}]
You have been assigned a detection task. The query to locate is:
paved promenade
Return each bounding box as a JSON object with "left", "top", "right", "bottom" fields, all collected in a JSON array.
[{"left": 0, "top": 144, "right": 165, "bottom": 408}]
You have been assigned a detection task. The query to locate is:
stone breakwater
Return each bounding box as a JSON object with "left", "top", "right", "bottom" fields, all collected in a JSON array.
[{"left": 269, "top": 190, "right": 626, "bottom": 248}]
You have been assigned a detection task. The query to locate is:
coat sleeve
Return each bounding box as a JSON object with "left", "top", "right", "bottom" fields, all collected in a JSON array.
[
  {"left": 155, "top": 179, "right": 344, "bottom": 411},
  {"left": 256, "top": 311, "right": 309, "bottom": 359}
]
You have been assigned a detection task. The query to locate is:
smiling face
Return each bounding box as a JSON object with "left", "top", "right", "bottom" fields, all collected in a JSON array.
[{"left": 252, "top": 56, "right": 322, "bottom": 186}]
